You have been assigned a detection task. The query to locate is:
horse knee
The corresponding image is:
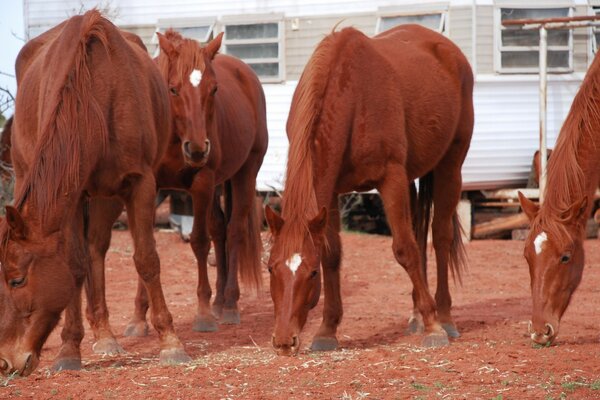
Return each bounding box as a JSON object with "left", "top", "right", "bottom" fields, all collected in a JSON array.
[
  {"left": 133, "top": 251, "right": 160, "bottom": 282},
  {"left": 392, "top": 241, "right": 420, "bottom": 270}
]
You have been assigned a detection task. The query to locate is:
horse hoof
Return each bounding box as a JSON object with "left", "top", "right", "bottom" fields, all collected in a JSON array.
[
  {"left": 406, "top": 316, "right": 424, "bottom": 335},
  {"left": 441, "top": 323, "right": 460, "bottom": 338},
  {"left": 310, "top": 336, "right": 339, "bottom": 352},
  {"left": 92, "top": 338, "right": 125, "bottom": 355},
  {"left": 123, "top": 321, "right": 149, "bottom": 337},
  {"left": 52, "top": 358, "right": 82, "bottom": 372},
  {"left": 192, "top": 316, "right": 218, "bottom": 332},
  {"left": 220, "top": 309, "right": 241, "bottom": 325},
  {"left": 159, "top": 348, "right": 192, "bottom": 365},
  {"left": 212, "top": 303, "right": 223, "bottom": 318},
  {"left": 421, "top": 332, "right": 450, "bottom": 348}
]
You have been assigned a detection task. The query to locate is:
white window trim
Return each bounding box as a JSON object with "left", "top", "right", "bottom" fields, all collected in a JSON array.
[
  {"left": 217, "top": 16, "right": 285, "bottom": 83},
  {"left": 589, "top": 5, "right": 600, "bottom": 63},
  {"left": 494, "top": 6, "right": 574, "bottom": 74},
  {"left": 375, "top": 11, "right": 448, "bottom": 36}
]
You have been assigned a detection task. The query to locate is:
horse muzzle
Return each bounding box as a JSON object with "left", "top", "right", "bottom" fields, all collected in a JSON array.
[
  {"left": 182, "top": 139, "right": 211, "bottom": 167},
  {"left": 272, "top": 334, "right": 300, "bottom": 356},
  {"left": 0, "top": 352, "right": 37, "bottom": 377},
  {"left": 528, "top": 320, "right": 557, "bottom": 346}
]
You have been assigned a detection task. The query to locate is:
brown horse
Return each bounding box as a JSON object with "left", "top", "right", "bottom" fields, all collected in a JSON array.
[
  {"left": 264, "top": 24, "right": 473, "bottom": 355},
  {"left": 518, "top": 50, "right": 600, "bottom": 346},
  {"left": 82, "top": 29, "right": 267, "bottom": 354},
  {"left": 0, "top": 11, "right": 190, "bottom": 376}
]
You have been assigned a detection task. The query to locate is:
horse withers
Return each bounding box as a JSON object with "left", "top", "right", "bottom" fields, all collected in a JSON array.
[
  {"left": 0, "top": 11, "right": 190, "bottom": 376},
  {"left": 265, "top": 24, "right": 473, "bottom": 355},
  {"left": 518, "top": 44, "right": 600, "bottom": 346}
]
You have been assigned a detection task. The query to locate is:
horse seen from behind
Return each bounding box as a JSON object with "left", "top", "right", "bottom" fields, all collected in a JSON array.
[
  {"left": 0, "top": 10, "right": 190, "bottom": 376},
  {"left": 518, "top": 46, "right": 600, "bottom": 346},
  {"left": 265, "top": 24, "right": 474, "bottom": 355}
]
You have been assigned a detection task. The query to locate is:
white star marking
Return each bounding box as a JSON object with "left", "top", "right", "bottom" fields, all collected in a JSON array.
[
  {"left": 285, "top": 253, "right": 302, "bottom": 275},
  {"left": 534, "top": 231, "right": 548, "bottom": 255},
  {"left": 189, "top": 69, "right": 202, "bottom": 87}
]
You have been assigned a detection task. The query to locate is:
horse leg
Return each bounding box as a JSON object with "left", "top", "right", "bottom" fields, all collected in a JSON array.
[
  {"left": 210, "top": 187, "right": 228, "bottom": 319},
  {"left": 311, "top": 197, "right": 343, "bottom": 351},
  {"left": 190, "top": 173, "right": 218, "bottom": 332},
  {"left": 53, "top": 285, "right": 84, "bottom": 371},
  {"left": 431, "top": 161, "right": 468, "bottom": 339},
  {"left": 407, "top": 181, "right": 425, "bottom": 335},
  {"left": 124, "top": 170, "right": 190, "bottom": 363},
  {"left": 378, "top": 167, "right": 448, "bottom": 347},
  {"left": 85, "top": 198, "right": 126, "bottom": 353},
  {"left": 124, "top": 278, "right": 150, "bottom": 337}
]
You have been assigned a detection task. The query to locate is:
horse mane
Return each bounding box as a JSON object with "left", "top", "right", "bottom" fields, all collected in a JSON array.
[
  {"left": 279, "top": 27, "right": 358, "bottom": 258},
  {"left": 13, "top": 10, "right": 109, "bottom": 228},
  {"left": 156, "top": 29, "right": 204, "bottom": 84},
  {"left": 533, "top": 54, "right": 600, "bottom": 245}
]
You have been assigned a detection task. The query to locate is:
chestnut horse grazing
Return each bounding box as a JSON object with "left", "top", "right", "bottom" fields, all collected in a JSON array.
[
  {"left": 0, "top": 11, "right": 190, "bottom": 376},
  {"left": 265, "top": 25, "right": 473, "bottom": 355},
  {"left": 518, "top": 51, "right": 600, "bottom": 346}
]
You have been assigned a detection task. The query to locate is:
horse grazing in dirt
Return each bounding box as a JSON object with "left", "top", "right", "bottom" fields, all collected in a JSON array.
[
  {"left": 0, "top": 11, "right": 190, "bottom": 376},
  {"left": 518, "top": 50, "right": 600, "bottom": 346},
  {"left": 264, "top": 24, "right": 473, "bottom": 355},
  {"left": 82, "top": 30, "right": 267, "bottom": 353}
]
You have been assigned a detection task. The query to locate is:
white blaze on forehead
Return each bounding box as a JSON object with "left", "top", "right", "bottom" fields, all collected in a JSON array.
[
  {"left": 534, "top": 231, "right": 548, "bottom": 255},
  {"left": 285, "top": 253, "right": 302, "bottom": 275},
  {"left": 189, "top": 69, "right": 202, "bottom": 87}
]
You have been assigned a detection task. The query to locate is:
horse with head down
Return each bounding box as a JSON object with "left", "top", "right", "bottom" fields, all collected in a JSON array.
[
  {"left": 265, "top": 24, "right": 473, "bottom": 355},
  {"left": 518, "top": 47, "right": 600, "bottom": 346},
  {"left": 0, "top": 10, "right": 190, "bottom": 376}
]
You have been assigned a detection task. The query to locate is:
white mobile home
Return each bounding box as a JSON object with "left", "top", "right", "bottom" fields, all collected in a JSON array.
[{"left": 22, "top": 0, "right": 600, "bottom": 190}]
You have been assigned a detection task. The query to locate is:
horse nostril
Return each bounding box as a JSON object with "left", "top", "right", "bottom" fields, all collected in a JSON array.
[
  {"left": 0, "top": 358, "right": 7, "bottom": 371},
  {"left": 544, "top": 323, "right": 555, "bottom": 337},
  {"left": 183, "top": 141, "right": 192, "bottom": 158},
  {"left": 291, "top": 336, "right": 299, "bottom": 348}
]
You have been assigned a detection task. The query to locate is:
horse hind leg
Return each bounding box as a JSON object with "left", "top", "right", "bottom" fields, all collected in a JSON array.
[
  {"left": 85, "top": 198, "right": 127, "bottom": 353},
  {"left": 379, "top": 166, "right": 448, "bottom": 347}
]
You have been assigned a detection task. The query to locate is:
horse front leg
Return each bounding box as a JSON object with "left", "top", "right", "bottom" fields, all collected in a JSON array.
[
  {"left": 190, "top": 171, "right": 218, "bottom": 332},
  {"left": 209, "top": 186, "right": 228, "bottom": 320},
  {"left": 311, "top": 197, "right": 343, "bottom": 351},
  {"left": 124, "top": 169, "right": 190, "bottom": 364},
  {"left": 53, "top": 284, "right": 84, "bottom": 372}
]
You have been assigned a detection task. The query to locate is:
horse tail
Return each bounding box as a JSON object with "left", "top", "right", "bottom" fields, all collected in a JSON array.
[
  {"left": 19, "top": 10, "right": 109, "bottom": 220},
  {"left": 237, "top": 187, "right": 263, "bottom": 292},
  {"left": 413, "top": 173, "right": 433, "bottom": 281},
  {"left": 450, "top": 211, "right": 467, "bottom": 285}
]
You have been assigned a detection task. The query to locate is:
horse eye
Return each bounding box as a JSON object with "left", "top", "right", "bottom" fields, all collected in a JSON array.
[
  {"left": 211, "top": 86, "right": 218, "bottom": 96},
  {"left": 9, "top": 277, "right": 26, "bottom": 288},
  {"left": 170, "top": 87, "right": 179, "bottom": 96},
  {"left": 560, "top": 253, "right": 571, "bottom": 264},
  {"left": 310, "top": 270, "right": 318, "bottom": 279}
]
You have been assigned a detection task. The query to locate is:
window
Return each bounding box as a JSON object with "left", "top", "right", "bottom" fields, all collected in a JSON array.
[
  {"left": 221, "top": 21, "right": 284, "bottom": 82},
  {"left": 376, "top": 12, "right": 446, "bottom": 34},
  {"left": 592, "top": 6, "right": 600, "bottom": 54},
  {"left": 496, "top": 7, "right": 573, "bottom": 73}
]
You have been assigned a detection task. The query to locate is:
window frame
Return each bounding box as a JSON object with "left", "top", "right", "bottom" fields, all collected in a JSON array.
[
  {"left": 154, "top": 17, "right": 216, "bottom": 57},
  {"left": 375, "top": 10, "right": 447, "bottom": 35},
  {"left": 494, "top": 6, "right": 574, "bottom": 74},
  {"left": 218, "top": 17, "right": 285, "bottom": 83},
  {"left": 589, "top": 5, "right": 600, "bottom": 60}
]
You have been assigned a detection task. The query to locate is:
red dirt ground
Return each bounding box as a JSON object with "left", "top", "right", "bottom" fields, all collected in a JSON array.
[{"left": 1, "top": 230, "right": 600, "bottom": 399}]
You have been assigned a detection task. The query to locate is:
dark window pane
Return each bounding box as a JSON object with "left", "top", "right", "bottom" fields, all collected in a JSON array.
[
  {"left": 380, "top": 14, "right": 441, "bottom": 32},
  {"left": 502, "top": 29, "right": 568, "bottom": 47},
  {"left": 500, "top": 7, "right": 569, "bottom": 22},
  {"left": 501, "top": 50, "right": 569, "bottom": 69},
  {"left": 225, "top": 23, "right": 278, "bottom": 40},
  {"left": 248, "top": 62, "right": 279, "bottom": 77},
  {"left": 227, "top": 43, "right": 278, "bottom": 59}
]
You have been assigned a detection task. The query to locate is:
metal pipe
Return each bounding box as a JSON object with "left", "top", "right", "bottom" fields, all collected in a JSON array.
[{"left": 539, "top": 26, "right": 548, "bottom": 204}]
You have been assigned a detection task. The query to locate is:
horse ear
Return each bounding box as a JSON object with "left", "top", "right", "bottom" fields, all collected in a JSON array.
[
  {"left": 308, "top": 207, "right": 328, "bottom": 237},
  {"left": 265, "top": 205, "right": 284, "bottom": 236},
  {"left": 518, "top": 191, "right": 539, "bottom": 222},
  {"left": 205, "top": 32, "right": 223, "bottom": 60},
  {"left": 562, "top": 196, "right": 588, "bottom": 224},
  {"left": 5, "top": 206, "right": 26, "bottom": 239},
  {"left": 157, "top": 32, "right": 177, "bottom": 58}
]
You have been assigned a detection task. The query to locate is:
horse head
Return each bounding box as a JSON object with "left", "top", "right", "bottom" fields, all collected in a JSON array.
[
  {"left": 157, "top": 31, "right": 222, "bottom": 168},
  {"left": 518, "top": 192, "right": 588, "bottom": 346},
  {"left": 264, "top": 206, "right": 327, "bottom": 356},
  {"left": 0, "top": 206, "right": 75, "bottom": 376}
]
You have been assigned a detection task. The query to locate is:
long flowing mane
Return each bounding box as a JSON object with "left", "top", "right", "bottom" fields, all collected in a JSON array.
[
  {"left": 279, "top": 28, "right": 355, "bottom": 257},
  {"left": 533, "top": 54, "right": 600, "bottom": 244},
  {"left": 13, "top": 10, "right": 109, "bottom": 227}
]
